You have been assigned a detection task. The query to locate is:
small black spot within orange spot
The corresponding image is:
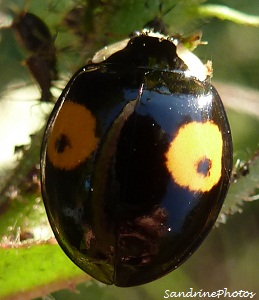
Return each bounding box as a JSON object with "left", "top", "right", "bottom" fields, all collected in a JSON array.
[
  {"left": 55, "top": 134, "right": 71, "bottom": 153},
  {"left": 196, "top": 157, "right": 212, "bottom": 177}
]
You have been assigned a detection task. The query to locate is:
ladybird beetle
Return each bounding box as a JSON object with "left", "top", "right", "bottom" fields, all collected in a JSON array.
[{"left": 40, "top": 30, "right": 233, "bottom": 287}]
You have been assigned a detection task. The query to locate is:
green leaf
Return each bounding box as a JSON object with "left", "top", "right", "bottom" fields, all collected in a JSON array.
[{"left": 0, "top": 244, "right": 89, "bottom": 300}]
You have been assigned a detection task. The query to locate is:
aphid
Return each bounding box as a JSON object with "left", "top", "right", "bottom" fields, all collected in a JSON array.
[{"left": 12, "top": 11, "right": 57, "bottom": 101}]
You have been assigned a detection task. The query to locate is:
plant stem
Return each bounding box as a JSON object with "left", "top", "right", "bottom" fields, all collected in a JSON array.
[{"left": 198, "top": 4, "right": 259, "bottom": 26}]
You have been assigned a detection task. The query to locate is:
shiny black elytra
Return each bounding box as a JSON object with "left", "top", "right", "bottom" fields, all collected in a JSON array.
[{"left": 41, "top": 32, "right": 233, "bottom": 287}]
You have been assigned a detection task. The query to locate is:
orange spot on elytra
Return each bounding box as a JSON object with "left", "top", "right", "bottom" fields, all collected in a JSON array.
[
  {"left": 47, "top": 100, "right": 99, "bottom": 169},
  {"left": 165, "top": 121, "right": 222, "bottom": 192}
]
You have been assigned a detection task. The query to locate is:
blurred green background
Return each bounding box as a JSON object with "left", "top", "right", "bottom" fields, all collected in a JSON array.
[{"left": 0, "top": 0, "right": 259, "bottom": 299}]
